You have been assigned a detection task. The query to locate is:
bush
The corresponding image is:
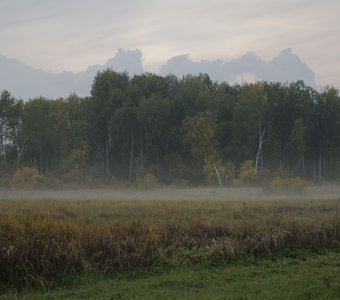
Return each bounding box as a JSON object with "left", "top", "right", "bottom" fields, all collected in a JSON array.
[
  {"left": 10, "top": 167, "right": 40, "bottom": 187},
  {"left": 269, "top": 176, "right": 307, "bottom": 194},
  {"left": 203, "top": 160, "right": 237, "bottom": 186},
  {"left": 135, "top": 173, "right": 160, "bottom": 188},
  {"left": 234, "top": 160, "right": 258, "bottom": 185}
]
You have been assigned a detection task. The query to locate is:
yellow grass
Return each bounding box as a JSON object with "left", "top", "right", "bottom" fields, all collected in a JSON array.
[{"left": 1, "top": 197, "right": 339, "bottom": 288}]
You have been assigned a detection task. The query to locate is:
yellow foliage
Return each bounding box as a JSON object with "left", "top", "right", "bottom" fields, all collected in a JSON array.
[
  {"left": 136, "top": 173, "right": 160, "bottom": 188},
  {"left": 269, "top": 176, "right": 307, "bottom": 193},
  {"left": 10, "top": 167, "right": 40, "bottom": 187},
  {"left": 239, "top": 160, "right": 257, "bottom": 184}
]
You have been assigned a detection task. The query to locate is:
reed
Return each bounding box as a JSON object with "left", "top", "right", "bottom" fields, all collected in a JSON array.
[{"left": 0, "top": 198, "right": 339, "bottom": 288}]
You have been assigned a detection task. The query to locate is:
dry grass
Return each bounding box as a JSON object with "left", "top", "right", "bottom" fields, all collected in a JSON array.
[{"left": 0, "top": 198, "right": 339, "bottom": 288}]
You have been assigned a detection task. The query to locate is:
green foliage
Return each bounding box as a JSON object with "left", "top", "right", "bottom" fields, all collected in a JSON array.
[
  {"left": 286, "top": 118, "right": 307, "bottom": 158},
  {"left": 0, "top": 90, "right": 23, "bottom": 165},
  {"left": 2, "top": 75, "right": 340, "bottom": 185}
]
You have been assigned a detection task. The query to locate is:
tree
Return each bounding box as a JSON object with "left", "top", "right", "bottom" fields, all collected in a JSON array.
[
  {"left": 230, "top": 83, "right": 268, "bottom": 166},
  {"left": 307, "top": 87, "right": 340, "bottom": 180},
  {"left": 183, "top": 111, "right": 223, "bottom": 186},
  {"left": 52, "top": 94, "right": 91, "bottom": 171},
  {"left": 90, "top": 69, "right": 129, "bottom": 176},
  {"left": 138, "top": 93, "right": 171, "bottom": 163},
  {"left": 286, "top": 118, "right": 307, "bottom": 175},
  {"left": 0, "top": 90, "right": 23, "bottom": 164},
  {"left": 110, "top": 99, "right": 139, "bottom": 180},
  {"left": 22, "top": 98, "right": 62, "bottom": 174}
]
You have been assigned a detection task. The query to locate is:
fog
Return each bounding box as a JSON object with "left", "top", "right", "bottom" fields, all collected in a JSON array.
[{"left": 1, "top": 185, "right": 340, "bottom": 201}]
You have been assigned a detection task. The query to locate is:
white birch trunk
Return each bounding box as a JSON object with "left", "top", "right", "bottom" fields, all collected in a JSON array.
[
  {"left": 213, "top": 163, "right": 222, "bottom": 187},
  {"left": 129, "top": 131, "right": 134, "bottom": 180}
]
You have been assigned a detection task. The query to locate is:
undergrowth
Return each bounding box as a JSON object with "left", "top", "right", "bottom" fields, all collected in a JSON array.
[{"left": 0, "top": 199, "right": 339, "bottom": 289}]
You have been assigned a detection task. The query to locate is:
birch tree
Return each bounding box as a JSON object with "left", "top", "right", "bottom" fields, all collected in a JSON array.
[
  {"left": 0, "top": 90, "right": 23, "bottom": 164},
  {"left": 182, "top": 111, "right": 223, "bottom": 186}
]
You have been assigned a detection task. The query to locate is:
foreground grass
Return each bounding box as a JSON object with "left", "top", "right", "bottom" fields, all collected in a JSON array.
[
  {"left": 0, "top": 197, "right": 339, "bottom": 298},
  {"left": 2, "top": 252, "right": 340, "bottom": 299}
]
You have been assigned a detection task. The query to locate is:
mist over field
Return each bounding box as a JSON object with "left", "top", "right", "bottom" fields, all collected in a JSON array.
[{"left": 1, "top": 185, "right": 340, "bottom": 201}]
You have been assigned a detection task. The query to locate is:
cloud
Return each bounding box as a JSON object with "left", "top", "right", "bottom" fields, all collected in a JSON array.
[
  {"left": 0, "top": 48, "right": 318, "bottom": 100},
  {"left": 0, "top": 49, "right": 144, "bottom": 99},
  {"left": 159, "top": 49, "right": 316, "bottom": 87},
  {"left": 0, "top": 0, "right": 338, "bottom": 86}
]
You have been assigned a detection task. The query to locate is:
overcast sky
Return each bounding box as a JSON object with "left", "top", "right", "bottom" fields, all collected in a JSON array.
[{"left": 0, "top": 0, "right": 339, "bottom": 86}]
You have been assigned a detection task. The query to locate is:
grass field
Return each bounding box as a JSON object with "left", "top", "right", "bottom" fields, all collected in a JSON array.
[
  {"left": 2, "top": 252, "right": 340, "bottom": 299},
  {"left": 0, "top": 190, "right": 339, "bottom": 299}
]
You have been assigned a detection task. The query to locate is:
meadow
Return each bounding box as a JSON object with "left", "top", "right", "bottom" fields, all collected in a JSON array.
[{"left": 0, "top": 188, "right": 339, "bottom": 299}]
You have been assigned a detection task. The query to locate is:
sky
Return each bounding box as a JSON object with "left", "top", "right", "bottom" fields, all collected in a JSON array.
[{"left": 0, "top": 0, "right": 339, "bottom": 87}]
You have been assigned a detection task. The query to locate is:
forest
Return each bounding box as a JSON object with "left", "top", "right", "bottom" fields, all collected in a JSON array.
[{"left": 1, "top": 70, "right": 340, "bottom": 187}]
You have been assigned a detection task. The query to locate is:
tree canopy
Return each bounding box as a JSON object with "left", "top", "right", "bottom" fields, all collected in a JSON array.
[{"left": 1, "top": 71, "right": 340, "bottom": 186}]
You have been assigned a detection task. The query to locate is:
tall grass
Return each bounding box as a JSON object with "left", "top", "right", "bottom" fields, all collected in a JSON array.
[{"left": 0, "top": 199, "right": 339, "bottom": 288}]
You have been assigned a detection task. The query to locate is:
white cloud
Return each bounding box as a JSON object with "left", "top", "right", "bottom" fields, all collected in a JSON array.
[{"left": 233, "top": 73, "right": 258, "bottom": 84}]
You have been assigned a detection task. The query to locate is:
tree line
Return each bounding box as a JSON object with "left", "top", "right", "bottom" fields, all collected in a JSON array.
[{"left": 1, "top": 70, "right": 340, "bottom": 186}]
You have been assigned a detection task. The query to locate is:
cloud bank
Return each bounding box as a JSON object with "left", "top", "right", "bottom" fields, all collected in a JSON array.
[
  {"left": 0, "top": 49, "right": 144, "bottom": 99},
  {"left": 0, "top": 48, "right": 316, "bottom": 99},
  {"left": 160, "top": 48, "right": 315, "bottom": 87}
]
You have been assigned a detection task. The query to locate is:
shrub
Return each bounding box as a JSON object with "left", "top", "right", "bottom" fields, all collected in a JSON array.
[
  {"left": 225, "top": 161, "right": 237, "bottom": 185},
  {"left": 203, "top": 160, "right": 237, "bottom": 186},
  {"left": 135, "top": 173, "right": 160, "bottom": 188},
  {"left": 62, "top": 147, "right": 90, "bottom": 172},
  {"left": 203, "top": 161, "right": 224, "bottom": 186},
  {"left": 234, "top": 160, "right": 258, "bottom": 185},
  {"left": 269, "top": 176, "right": 307, "bottom": 194},
  {"left": 10, "top": 167, "right": 40, "bottom": 187}
]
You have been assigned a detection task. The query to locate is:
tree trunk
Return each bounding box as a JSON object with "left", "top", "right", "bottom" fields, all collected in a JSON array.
[
  {"left": 140, "top": 135, "right": 144, "bottom": 170},
  {"left": 40, "top": 146, "right": 43, "bottom": 175},
  {"left": 319, "top": 153, "right": 322, "bottom": 181},
  {"left": 255, "top": 121, "right": 265, "bottom": 172},
  {"left": 106, "top": 124, "right": 112, "bottom": 177},
  {"left": 213, "top": 163, "right": 222, "bottom": 187},
  {"left": 255, "top": 132, "right": 265, "bottom": 171},
  {"left": 106, "top": 140, "right": 109, "bottom": 177},
  {"left": 17, "top": 138, "right": 25, "bottom": 166},
  {"left": 1, "top": 132, "right": 8, "bottom": 163},
  {"left": 67, "top": 117, "right": 72, "bottom": 136},
  {"left": 45, "top": 151, "right": 48, "bottom": 173},
  {"left": 108, "top": 125, "right": 112, "bottom": 149},
  {"left": 302, "top": 155, "right": 305, "bottom": 178},
  {"left": 129, "top": 131, "right": 134, "bottom": 181}
]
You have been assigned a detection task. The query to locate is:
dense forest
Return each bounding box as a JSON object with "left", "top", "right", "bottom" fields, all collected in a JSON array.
[{"left": 1, "top": 70, "right": 340, "bottom": 186}]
